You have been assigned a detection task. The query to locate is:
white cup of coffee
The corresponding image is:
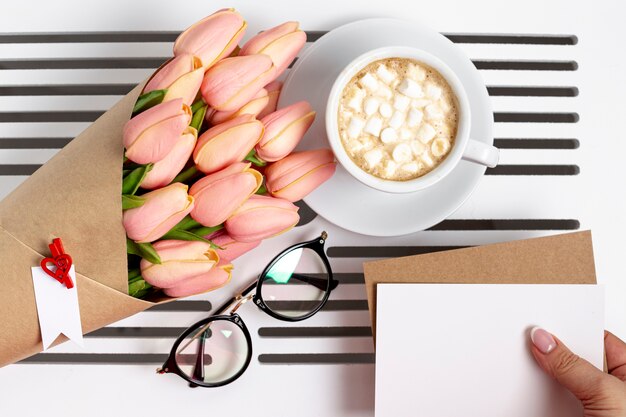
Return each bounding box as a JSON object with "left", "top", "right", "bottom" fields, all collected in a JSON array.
[{"left": 326, "top": 46, "right": 499, "bottom": 194}]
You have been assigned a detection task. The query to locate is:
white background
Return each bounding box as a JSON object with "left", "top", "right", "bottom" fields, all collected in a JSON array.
[{"left": 0, "top": 1, "right": 624, "bottom": 416}]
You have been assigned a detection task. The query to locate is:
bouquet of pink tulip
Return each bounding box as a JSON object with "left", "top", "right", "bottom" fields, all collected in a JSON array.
[{"left": 122, "top": 9, "right": 336, "bottom": 299}]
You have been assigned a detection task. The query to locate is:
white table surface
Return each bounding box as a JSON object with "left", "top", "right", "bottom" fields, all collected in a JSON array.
[{"left": 0, "top": 1, "right": 624, "bottom": 416}]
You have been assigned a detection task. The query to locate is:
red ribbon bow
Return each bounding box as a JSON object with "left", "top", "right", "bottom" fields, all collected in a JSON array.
[{"left": 40, "top": 238, "right": 74, "bottom": 289}]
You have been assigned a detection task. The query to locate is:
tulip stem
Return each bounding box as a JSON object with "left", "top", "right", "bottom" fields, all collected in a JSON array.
[
  {"left": 132, "top": 89, "right": 167, "bottom": 115},
  {"left": 171, "top": 165, "right": 199, "bottom": 184},
  {"left": 245, "top": 149, "right": 267, "bottom": 167},
  {"left": 122, "top": 163, "right": 153, "bottom": 195},
  {"left": 128, "top": 278, "right": 153, "bottom": 298},
  {"left": 190, "top": 225, "right": 223, "bottom": 237},
  {"left": 172, "top": 215, "right": 203, "bottom": 231},
  {"left": 127, "top": 238, "right": 162, "bottom": 265}
]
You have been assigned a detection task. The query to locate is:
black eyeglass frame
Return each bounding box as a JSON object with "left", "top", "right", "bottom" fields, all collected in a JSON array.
[{"left": 157, "top": 232, "right": 337, "bottom": 388}]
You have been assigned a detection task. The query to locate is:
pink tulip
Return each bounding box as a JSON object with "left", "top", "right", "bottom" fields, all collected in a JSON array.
[
  {"left": 140, "top": 240, "right": 219, "bottom": 288},
  {"left": 189, "top": 162, "right": 262, "bottom": 227},
  {"left": 141, "top": 127, "right": 197, "bottom": 190},
  {"left": 256, "top": 101, "right": 315, "bottom": 162},
  {"left": 225, "top": 195, "right": 299, "bottom": 242},
  {"left": 207, "top": 231, "right": 261, "bottom": 262},
  {"left": 143, "top": 54, "right": 204, "bottom": 106},
  {"left": 123, "top": 183, "right": 194, "bottom": 243},
  {"left": 173, "top": 8, "right": 246, "bottom": 69},
  {"left": 201, "top": 54, "right": 275, "bottom": 112},
  {"left": 193, "top": 114, "right": 264, "bottom": 174},
  {"left": 209, "top": 87, "right": 270, "bottom": 125},
  {"left": 240, "top": 21, "right": 306, "bottom": 76},
  {"left": 265, "top": 149, "right": 336, "bottom": 202},
  {"left": 163, "top": 261, "right": 233, "bottom": 298},
  {"left": 123, "top": 99, "right": 192, "bottom": 164},
  {"left": 257, "top": 81, "right": 282, "bottom": 119}
]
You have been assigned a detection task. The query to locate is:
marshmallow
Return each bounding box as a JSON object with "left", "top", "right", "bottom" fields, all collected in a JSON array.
[
  {"left": 347, "top": 116, "right": 365, "bottom": 139},
  {"left": 364, "top": 97, "right": 380, "bottom": 116},
  {"left": 361, "top": 136, "right": 376, "bottom": 151},
  {"left": 421, "top": 152, "right": 435, "bottom": 167},
  {"left": 364, "top": 116, "right": 383, "bottom": 137},
  {"left": 384, "top": 160, "right": 397, "bottom": 177},
  {"left": 380, "top": 127, "right": 398, "bottom": 144},
  {"left": 363, "top": 147, "right": 383, "bottom": 169},
  {"left": 400, "top": 128, "right": 413, "bottom": 141},
  {"left": 416, "top": 123, "right": 436, "bottom": 143},
  {"left": 359, "top": 73, "right": 379, "bottom": 92},
  {"left": 347, "top": 87, "right": 366, "bottom": 111},
  {"left": 375, "top": 84, "right": 393, "bottom": 100},
  {"left": 407, "top": 64, "right": 427, "bottom": 81},
  {"left": 425, "top": 83, "right": 442, "bottom": 100},
  {"left": 393, "top": 94, "right": 411, "bottom": 111},
  {"left": 425, "top": 104, "right": 444, "bottom": 120},
  {"left": 379, "top": 102, "right": 393, "bottom": 118},
  {"left": 431, "top": 137, "right": 451, "bottom": 157},
  {"left": 412, "top": 99, "right": 430, "bottom": 109},
  {"left": 410, "top": 140, "right": 426, "bottom": 156},
  {"left": 389, "top": 111, "right": 406, "bottom": 129},
  {"left": 346, "top": 139, "right": 364, "bottom": 154},
  {"left": 407, "top": 108, "right": 424, "bottom": 127},
  {"left": 376, "top": 64, "right": 397, "bottom": 84},
  {"left": 401, "top": 161, "right": 420, "bottom": 174},
  {"left": 392, "top": 143, "right": 412, "bottom": 163},
  {"left": 397, "top": 78, "right": 424, "bottom": 98},
  {"left": 440, "top": 97, "right": 453, "bottom": 113}
]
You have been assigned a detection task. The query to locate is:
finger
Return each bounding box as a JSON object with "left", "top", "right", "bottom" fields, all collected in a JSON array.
[
  {"left": 605, "top": 330, "right": 626, "bottom": 382},
  {"left": 530, "top": 327, "right": 606, "bottom": 401}
]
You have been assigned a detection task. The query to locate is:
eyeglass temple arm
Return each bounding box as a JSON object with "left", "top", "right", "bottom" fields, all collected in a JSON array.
[{"left": 289, "top": 273, "right": 339, "bottom": 291}]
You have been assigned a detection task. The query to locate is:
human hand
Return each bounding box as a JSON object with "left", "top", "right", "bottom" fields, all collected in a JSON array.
[{"left": 530, "top": 327, "right": 626, "bottom": 417}]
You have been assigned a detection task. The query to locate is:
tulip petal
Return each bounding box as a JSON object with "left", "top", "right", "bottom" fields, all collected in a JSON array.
[
  {"left": 257, "top": 81, "right": 282, "bottom": 119},
  {"left": 209, "top": 232, "right": 261, "bottom": 262},
  {"left": 193, "top": 114, "right": 264, "bottom": 174},
  {"left": 201, "top": 54, "right": 275, "bottom": 111},
  {"left": 163, "top": 262, "right": 233, "bottom": 298},
  {"left": 140, "top": 240, "right": 219, "bottom": 288},
  {"left": 123, "top": 183, "right": 195, "bottom": 242},
  {"left": 190, "top": 163, "right": 262, "bottom": 226},
  {"left": 225, "top": 195, "right": 300, "bottom": 242},
  {"left": 174, "top": 9, "right": 246, "bottom": 68},
  {"left": 257, "top": 101, "right": 315, "bottom": 162},
  {"left": 240, "top": 22, "right": 306, "bottom": 75},
  {"left": 210, "top": 87, "right": 270, "bottom": 124},
  {"left": 141, "top": 127, "right": 197, "bottom": 189}
]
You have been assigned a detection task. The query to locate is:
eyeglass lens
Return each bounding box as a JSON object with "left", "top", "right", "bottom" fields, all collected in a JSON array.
[
  {"left": 174, "top": 319, "right": 249, "bottom": 385},
  {"left": 260, "top": 247, "right": 330, "bottom": 319}
]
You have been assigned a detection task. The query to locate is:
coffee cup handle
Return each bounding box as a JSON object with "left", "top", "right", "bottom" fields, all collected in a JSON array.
[{"left": 462, "top": 139, "right": 499, "bottom": 168}]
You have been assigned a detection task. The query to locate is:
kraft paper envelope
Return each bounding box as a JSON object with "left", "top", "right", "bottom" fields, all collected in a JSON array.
[
  {"left": 0, "top": 85, "right": 175, "bottom": 367},
  {"left": 363, "top": 231, "right": 596, "bottom": 340}
]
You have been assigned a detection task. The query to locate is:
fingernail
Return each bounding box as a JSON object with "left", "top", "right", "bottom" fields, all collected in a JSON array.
[{"left": 531, "top": 326, "right": 557, "bottom": 354}]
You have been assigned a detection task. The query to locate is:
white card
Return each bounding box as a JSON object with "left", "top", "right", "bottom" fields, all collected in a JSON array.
[
  {"left": 375, "top": 284, "right": 604, "bottom": 417},
  {"left": 31, "top": 265, "right": 84, "bottom": 349}
]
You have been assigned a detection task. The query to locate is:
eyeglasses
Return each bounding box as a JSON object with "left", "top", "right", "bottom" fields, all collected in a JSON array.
[{"left": 157, "top": 232, "right": 337, "bottom": 387}]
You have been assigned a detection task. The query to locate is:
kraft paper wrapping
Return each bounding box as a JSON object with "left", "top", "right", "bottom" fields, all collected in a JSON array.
[
  {"left": 0, "top": 85, "right": 165, "bottom": 367},
  {"left": 363, "top": 231, "right": 597, "bottom": 340}
]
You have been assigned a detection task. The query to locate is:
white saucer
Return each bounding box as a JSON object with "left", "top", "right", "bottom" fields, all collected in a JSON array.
[{"left": 280, "top": 18, "right": 493, "bottom": 237}]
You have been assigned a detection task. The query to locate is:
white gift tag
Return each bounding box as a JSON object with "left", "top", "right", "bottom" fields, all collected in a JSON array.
[{"left": 31, "top": 265, "right": 84, "bottom": 350}]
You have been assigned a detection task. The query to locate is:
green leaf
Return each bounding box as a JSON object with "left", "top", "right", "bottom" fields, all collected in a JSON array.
[
  {"left": 122, "top": 194, "right": 146, "bottom": 210},
  {"left": 128, "top": 268, "right": 142, "bottom": 282},
  {"left": 189, "top": 224, "right": 223, "bottom": 237},
  {"left": 132, "top": 89, "right": 167, "bottom": 115},
  {"left": 190, "top": 103, "right": 207, "bottom": 131},
  {"left": 129, "top": 278, "right": 153, "bottom": 298},
  {"left": 171, "top": 165, "right": 199, "bottom": 184},
  {"left": 245, "top": 149, "right": 267, "bottom": 167},
  {"left": 172, "top": 215, "right": 203, "bottom": 231},
  {"left": 255, "top": 183, "right": 267, "bottom": 195},
  {"left": 122, "top": 163, "right": 153, "bottom": 195},
  {"left": 126, "top": 238, "right": 161, "bottom": 264},
  {"left": 160, "top": 229, "right": 222, "bottom": 250}
]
